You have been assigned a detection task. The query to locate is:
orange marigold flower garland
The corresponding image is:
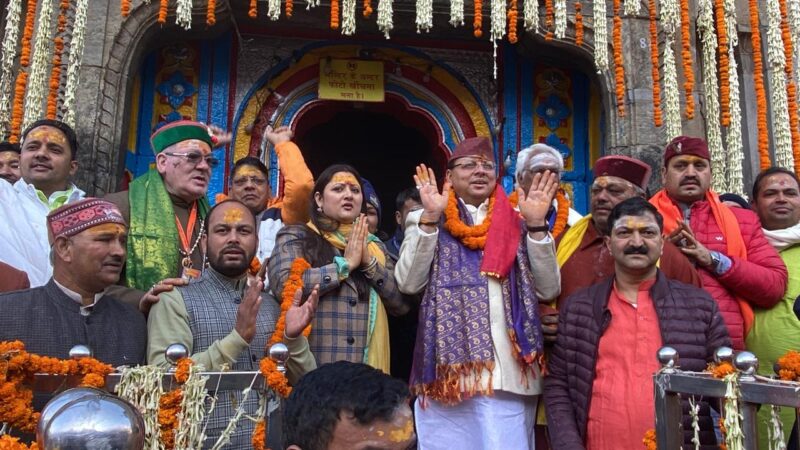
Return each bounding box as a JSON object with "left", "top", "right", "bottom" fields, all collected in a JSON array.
[
  {"left": 158, "top": 389, "right": 182, "bottom": 450},
  {"left": 714, "top": 0, "right": 730, "bottom": 126},
  {"left": 574, "top": 2, "right": 584, "bottom": 46},
  {"left": 777, "top": 350, "right": 800, "bottom": 381},
  {"left": 363, "top": 0, "right": 372, "bottom": 18},
  {"left": 507, "top": 0, "right": 518, "bottom": 43},
  {"left": 648, "top": 0, "right": 662, "bottom": 126},
  {"left": 252, "top": 419, "right": 267, "bottom": 450},
  {"left": 174, "top": 357, "right": 193, "bottom": 383},
  {"left": 474, "top": 0, "right": 483, "bottom": 38},
  {"left": 0, "top": 435, "right": 39, "bottom": 450},
  {"left": 331, "top": 0, "right": 340, "bottom": 29},
  {"left": 249, "top": 257, "right": 262, "bottom": 276},
  {"left": 749, "top": 0, "right": 770, "bottom": 169},
  {"left": 544, "top": 0, "right": 553, "bottom": 40},
  {"left": 612, "top": 0, "right": 626, "bottom": 116},
  {"left": 286, "top": 0, "right": 294, "bottom": 18},
  {"left": 46, "top": 37, "right": 64, "bottom": 120},
  {"left": 121, "top": 0, "right": 130, "bottom": 17},
  {"left": 249, "top": 0, "right": 258, "bottom": 17},
  {"left": 259, "top": 357, "right": 292, "bottom": 397},
  {"left": 10, "top": 0, "right": 37, "bottom": 142},
  {"left": 207, "top": 0, "right": 217, "bottom": 25},
  {"left": 679, "top": 0, "right": 695, "bottom": 119},
  {"left": 779, "top": 0, "right": 800, "bottom": 176},
  {"left": 708, "top": 361, "right": 736, "bottom": 378},
  {"left": 642, "top": 429, "right": 657, "bottom": 450},
  {"left": 444, "top": 189, "right": 495, "bottom": 249},
  {"left": 158, "top": 0, "right": 168, "bottom": 24},
  {"left": 270, "top": 257, "right": 312, "bottom": 347}
]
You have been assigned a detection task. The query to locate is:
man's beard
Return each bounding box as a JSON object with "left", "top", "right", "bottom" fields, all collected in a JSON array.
[{"left": 209, "top": 245, "right": 253, "bottom": 278}]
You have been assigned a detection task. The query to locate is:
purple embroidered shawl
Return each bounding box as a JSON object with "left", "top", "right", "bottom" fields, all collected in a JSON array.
[{"left": 409, "top": 201, "right": 544, "bottom": 403}]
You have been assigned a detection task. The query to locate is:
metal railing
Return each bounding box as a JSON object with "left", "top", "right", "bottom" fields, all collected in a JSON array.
[{"left": 654, "top": 346, "right": 800, "bottom": 450}]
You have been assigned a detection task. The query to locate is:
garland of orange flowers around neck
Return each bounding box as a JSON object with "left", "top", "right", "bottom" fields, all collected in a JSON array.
[
  {"left": 507, "top": 189, "right": 570, "bottom": 239},
  {"left": 444, "top": 189, "right": 496, "bottom": 250},
  {"left": 0, "top": 340, "right": 114, "bottom": 449},
  {"left": 253, "top": 257, "right": 312, "bottom": 450}
]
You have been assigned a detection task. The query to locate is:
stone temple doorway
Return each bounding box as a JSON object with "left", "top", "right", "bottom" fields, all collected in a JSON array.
[{"left": 293, "top": 97, "right": 445, "bottom": 237}]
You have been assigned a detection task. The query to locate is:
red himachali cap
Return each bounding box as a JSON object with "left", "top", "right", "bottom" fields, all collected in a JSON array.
[
  {"left": 47, "top": 198, "right": 126, "bottom": 241},
  {"left": 448, "top": 137, "right": 495, "bottom": 164},
  {"left": 593, "top": 155, "right": 652, "bottom": 189},
  {"left": 663, "top": 136, "right": 710, "bottom": 166}
]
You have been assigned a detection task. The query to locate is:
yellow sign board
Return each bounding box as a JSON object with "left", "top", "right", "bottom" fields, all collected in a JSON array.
[{"left": 318, "top": 59, "right": 385, "bottom": 102}]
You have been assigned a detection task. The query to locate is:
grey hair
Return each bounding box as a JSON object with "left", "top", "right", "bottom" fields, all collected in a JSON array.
[{"left": 515, "top": 143, "right": 565, "bottom": 184}]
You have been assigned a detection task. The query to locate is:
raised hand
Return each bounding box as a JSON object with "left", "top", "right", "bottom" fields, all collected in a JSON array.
[
  {"left": 208, "top": 124, "right": 232, "bottom": 147},
  {"left": 518, "top": 170, "right": 559, "bottom": 227},
  {"left": 344, "top": 214, "right": 366, "bottom": 271},
  {"left": 265, "top": 125, "right": 293, "bottom": 146},
  {"left": 669, "top": 221, "right": 713, "bottom": 267},
  {"left": 285, "top": 284, "right": 320, "bottom": 339},
  {"left": 413, "top": 164, "right": 450, "bottom": 220},
  {"left": 235, "top": 278, "right": 264, "bottom": 343}
]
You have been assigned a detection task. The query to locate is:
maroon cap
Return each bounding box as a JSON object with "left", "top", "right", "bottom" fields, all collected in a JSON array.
[
  {"left": 448, "top": 137, "right": 495, "bottom": 164},
  {"left": 593, "top": 155, "right": 652, "bottom": 189},
  {"left": 47, "top": 198, "right": 126, "bottom": 242},
  {"left": 663, "top": 136, "right": 710, "bottom": 165}
]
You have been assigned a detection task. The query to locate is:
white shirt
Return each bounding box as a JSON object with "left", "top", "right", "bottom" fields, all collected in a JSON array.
[
  {"left": 0, "top": 179, "right": 85, "bottom": 287},
  {"left": 53, "top": 278, "right": 106, "bottom": 316},
  {"left": 395, "top": 200, "right": 561, "bottom": 396}
]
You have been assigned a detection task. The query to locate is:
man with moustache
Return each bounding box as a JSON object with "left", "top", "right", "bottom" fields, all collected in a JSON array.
[
  {"left": 650, "top": 136, "right": 787, "bottom": 349},
  {"left": 147, "top": 199, "right": 318, "bottom": 448},
  {"left": 0, "top": 198, "right": 146, "bottom": 366},
  {"left": 0, "top": 141, "right": 21, "bottom": 184},
  {"left": 0, "top": 120, "right": 85, "bottom": 286},
  {"left": 748, "top": 167, "right": 800, "bottom": 449},
  {"left": 556, "top": 155, "right": 700, "bottom": 308},
  {"left": 544, "top": 197, "right": 730, "bottom": 450},
  {"left": 106, "top": 120, "right": 227, "bottom": 311}
]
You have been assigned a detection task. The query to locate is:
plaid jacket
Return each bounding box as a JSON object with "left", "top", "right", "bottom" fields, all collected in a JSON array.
[{"left": 268, "top": 225, "right": 406, "bottom": 366}]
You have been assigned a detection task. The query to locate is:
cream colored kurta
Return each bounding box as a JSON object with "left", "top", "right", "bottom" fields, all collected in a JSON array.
[{"left": 395, "top": 201, "right": 561, "bottom": 396}]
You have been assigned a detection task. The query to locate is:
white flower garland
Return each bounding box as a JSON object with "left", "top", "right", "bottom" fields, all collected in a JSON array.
[
  {"left": 0, "top": 0, "right": 22, "bottom": 140},
  {"left": 768, "top": 405, "right": 787, "bottom": 450},
  {"left": 342, "top": 0, "right": 357, "bottom": 35},
  {"left": 554, "top": 0, "right": 566, "bottom": 38},
  {"left": 660, "top": 0, "right": 682, "bottom": 138},
  {"left": 767, "top": 0, "right": 794, "bottom": 169},
  {"left": 306, "top": 0, "right": 320, "bottom": 10},
  {"left": 415, "top": 0, "right": 433, "bottom": 32},
  {"left": 62, "top": 0, "right": 88, "bottom": 127},
  {"left": 449, "top": 0, "right": 464, "bottom": 27},
  {"left": 592, "top": 0, "right": 609, "bottom": 72},
  {"left": 688, "top": 396, "right": 701, "bottom": 450},
  {"left": 268, "top": 0, "right": 282, "bottom": 20},
  {"left": 523, "top": 0, "right": 539, "bottom": 31},
  {"left": 377, "top": 0, "right": 394, "bottom": 38},
  {"left": 116, "top": 366, "right": 165, "bottom": 450},
  {"left": 722, "top": 372, "right": 745, "bottom": 450},
  {"left": 210, "top": 373, "right": 260, "bottom": 450},
  {"left": 697, "top": 0, "right": 726, "bottom": 191},
  {"left": 175, "top": 0, "right": 192, "bottom": 30},
  {"left": 22, "top": 0, "right": 54, "bottom": 131},
  {"left": 174, "top": 364, "right": 209, "bottom": 449},
  {"left": 490, "top": 0, "right": 506, "bottom": 41},
  {"left": 624, "top": 0, "right": 640, "bottom": 15},
  {"left": 788, "top": 0, "right": 800, "bottom": 66},
  {"left": 724, "top": 1, "right": 743, "bottom": 195}
]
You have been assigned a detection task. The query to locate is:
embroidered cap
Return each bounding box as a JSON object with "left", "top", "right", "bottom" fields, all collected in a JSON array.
[
  {"left": 0, "top": 141, "right": 20, "bottom": 154},
  {"left": 593, "top": 155, "right": 652, "bottom": 189},
  {"left": 448, "top": 136, "right": 495, "bottom": 164},
  {"left": 663, "top": 136, "right": 710, "bottom": 166},
  {"left": 150, "top": 120, "right": 215, "bottom": 154},
  {"left": 47, "top": 198, "right": 127, "bottom": 241}
]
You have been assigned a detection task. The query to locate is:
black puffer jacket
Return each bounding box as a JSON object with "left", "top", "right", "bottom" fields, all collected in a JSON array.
[{"left": 543, "top": 271, "right": 731, "bottom": 450}]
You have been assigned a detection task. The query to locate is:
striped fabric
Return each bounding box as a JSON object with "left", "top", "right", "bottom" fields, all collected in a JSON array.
[{"left": 182, "top": 269, "right": 279, "bottom": 449}]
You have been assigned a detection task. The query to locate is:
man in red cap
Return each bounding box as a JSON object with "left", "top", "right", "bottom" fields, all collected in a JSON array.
[
  {"left": 650, "top": 135, "right": 787, "bottom": 349},
  {"left": 555, "top": 155, "right": 700, "bottom": 308},
  {"left": 106, "top": 120, "right": 230, "bottom": 312},
  {"left": 395, "top": 136, "right": 561, "bottom": 449}
]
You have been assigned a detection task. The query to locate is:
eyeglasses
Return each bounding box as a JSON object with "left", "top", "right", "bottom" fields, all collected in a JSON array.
[
  {"left": 232, "top": 176, "right": 268, "bottom": 187},
  {"left": 452, "top": 160, "right": 496, "bottom": 172},
  {"left": 164, "top": 151, "right": 220, "bottom": 168}
]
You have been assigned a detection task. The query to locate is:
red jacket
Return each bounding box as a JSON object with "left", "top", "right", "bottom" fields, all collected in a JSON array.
[{"left": 683, "top": 200, "right": 787, "bottom": 349}]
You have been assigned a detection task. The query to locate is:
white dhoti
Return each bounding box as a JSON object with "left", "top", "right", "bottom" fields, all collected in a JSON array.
[{"left": 415, "top": 391, "right": 538, "bottom": 450}]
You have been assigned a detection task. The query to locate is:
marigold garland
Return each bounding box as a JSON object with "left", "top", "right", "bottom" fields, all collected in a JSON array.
[
  {"left": 508, "top": 0, "right": 518, "bottom": 43},
  {"left": 270, "top": 258, "right": 312, "bottom": 348},
  {"left": 121, "top": 0, "right": 130, "bottom": 17},
  {"left": 714, "top": 0, "right": 730, "bottom": 126},
  {"left": 0, "top": 435, "right": 39, "bottom": 450},
  {"left": 46, "top": 38, "right": 64, "bottom": 120},
  {"left": 363, "top": 0, "right": 373, "bottom": 18},
  {"left": 444, "top": 189, "right": 495, "bottom": 249},
  {"left": 545, "top": 0, "right": 553, "bottom": 30},
  {"left": 575, "top": 2, "right": 583, "bottom": 46},
  {"left": 612, "top": 0, "right": 625, "bottom": 116},
  {"left": 750, "top": 0, "right": 770, "bottom": 169},
  {"left": 259, "top": 358, "right": 292, "bottom": 398},
  {"left": 679, "top": 0, "right": 695, "bottom": 119},
  {"left": 474, "top": 0, "right": 483, "bottom": 38},
  {"left": 157, "top": 389, "right": 182, "bottom": 450},
  {"left": 769, "top": 0, "right": 795, "bottom": 169},
  {"left": 207, "top": 0, "right": 217, "bottom": 25},
  {"left": 252, "top": 419, "right": 267, "bottom": 450},
  {"left": 779, "top": 0, "right": 800, "bottom": 176},
  {"left": 10, "top": 0, "right": 37, "bottom": 142},
  {"left": 776, "top": 350, "right": 800, "bottom": 380},
  {"left": 158, "top": 0, "right": 168, "bottom": 24},
  {"left": 642, "top": 429, "right": 657, "bottom": 450},
  {"left": 19, "top": 0, "right": 36, "bottom": 67},
  {"left": 331, "top": 0, "right": 340, "bottom": 29},
  {"left": 648, "top": 0, "right": 662, "bottom": 126},
  {"left": 249, "top": 257, "right": 262, "bottom": 276},
  {"left": 249, "top": 0, "right": 258, "bottom": 17},
  {"left": 708, "top": 361, "right": 736, "bottom": 378},
  {"left": 174, "top": 357, "right": 192, "bottom": 383}
]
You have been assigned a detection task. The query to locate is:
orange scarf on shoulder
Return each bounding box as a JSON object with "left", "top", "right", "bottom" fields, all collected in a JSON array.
[{"left": 650, "top": 190, "right": 753, "bottom": 334}]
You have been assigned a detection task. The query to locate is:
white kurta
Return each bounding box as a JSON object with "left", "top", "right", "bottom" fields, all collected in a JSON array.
[
  {"left": 0, "top": 179, "right": 85, "bottom": 286},
  {"left": 395, "top": 200, "right": 560, "bottom": 450}
]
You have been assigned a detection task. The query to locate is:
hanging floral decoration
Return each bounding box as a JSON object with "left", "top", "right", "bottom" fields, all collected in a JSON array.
[
  {"left": 330, "top": 0, "right": 340, "bottom": 29},
  {"left": 474, "top": 0, "right": 483, "bottom": 38},
  {"left": 376, "top": 0, "right": 393, "bottom": 38},
  {"left": 768, "top": 0, "right": 795, "bottom": 170},
  {"left": 62, "top": 0, "right": 89, "bottom": 127},
  {"left": 268, "top": 0, "right": 281, "bottom": 21},
  {"left": 10, "top": 0, "right": 38, "bottom": 143},
  {"left": 714, "top": 0, "right": 730, "bottom": 126},
  {"left": 176, "top": 0, "right": 193, "bottom": 29},
  {"left": 750, "top": 0, "right": 771, "bottom": 169},
  {"left": 679, "top": 0, "right": 695, "bottom": 119},
  {"left": 363, "top": 0, "right": 372, "bottom": 18},
  {"left": 508, "top": 0, "right": 518, "bottom": 43},
  {"left": 661, "top": 0, "right": 682, "bottom": 138},
  {"left": 545, "top": 0, "right": 554, "bottom": 31},
  {"left": 612, "top": 0, "right": 625, "bottom": 116},
  {"left": 776, "top": 350, "right": 800, "bottom": 381},
  {"left": 47, "top": 0, "right": 70, "bottom": 120},
  {"left": 251, "top": 419, "right": 267, "bottom": 450},
  {"left": 415, "top": 0, "right": 432, "bottom": 32},
  {"left": 698, "top": 0, "right": 726, "bottom": 192},
  {"left": 0, "top": 0, "right": 23, "bottom": 141},
  {"left": 270, "top": 257, "right": 312, "bottom": 348},
  {"left": 208, "top": 0, "right": 217, "bottom": 25},
  {"left": 249, "top": 0, "right": 258, "bottom": 18},
  {"left": 523, "top": 0, "right": 538, "bottom": 31},
  {"left": 592, "top": 0, "right": 609, "bottom": 72},
  {"left": 723, "top": 0, "right": 744, "bottom": 195},
  {"left": 450, "top": 0, "right": 464, "bottom": 26},
  {"left": 121, "top": 0, "right": 130, "bottom": 17},
  {"left": 158, "top": 0, "right": 168, "bottom": 23},
  {"left": 642, "top": 429, "right": 657, "bottom": 450},
  {"left": 647, "top": 0, "right": 661, "bottom": 126},
  {"left": 342, "top": 0, "right": 357, "bottom": 34},
  {"left": 554, "top": 0, "right": 566, "bottom": 39},
  {"left": 623, "top": 0, "right": 639, "bottom": 14},
  {"left": 23, "top": 0, "right": 55, "bottom": 131},
  {"left": 574, "top": 2, "right": 583, "bottom": 46},
  {"left": 779, "top": 0, "right": 800, "bottom": 176}
]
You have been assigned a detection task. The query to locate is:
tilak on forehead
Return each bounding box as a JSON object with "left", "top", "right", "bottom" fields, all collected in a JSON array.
[
  {"left": 221, "top": 207, "right": 245, "bottom": 224},
  {"left": 614, "top": 216, "right": 658, "bottom": 231},
  {"left": 233, "top": 165, "right": 265, "bottom": 178},
  {"left": 0, "top": 152, "right": 19, "bottom": 162},
  {"left": 331, "top": 172, "right": 359, "bottom": 186},
  {"left": 83, "top": 223, "right": 127, "bottom": 236},
  {"left": 24, "top": 128, "right": 68, "bottom": 147}
]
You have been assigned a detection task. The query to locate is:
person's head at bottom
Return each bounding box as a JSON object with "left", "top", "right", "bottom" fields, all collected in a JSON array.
[{"left": 283, "top": 361, "right": 416, "bottom": 450}]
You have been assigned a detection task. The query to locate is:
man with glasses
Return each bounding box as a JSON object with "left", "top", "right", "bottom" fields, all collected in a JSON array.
[
  {"left": 106, "top": 120, "right": 226, "bottom": 312},
  {"left": 225, "top": 126, "right": 313, "bottom": 270}
]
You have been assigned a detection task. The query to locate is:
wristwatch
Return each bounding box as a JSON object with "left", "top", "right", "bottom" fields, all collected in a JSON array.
[{"left": 708, "top": 251, "right": 721, "bottom": 270}]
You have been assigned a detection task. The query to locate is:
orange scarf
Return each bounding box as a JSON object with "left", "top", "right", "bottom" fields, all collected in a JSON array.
[{"left": 650, "top": 189, "right": 753, "bottom": 334}]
